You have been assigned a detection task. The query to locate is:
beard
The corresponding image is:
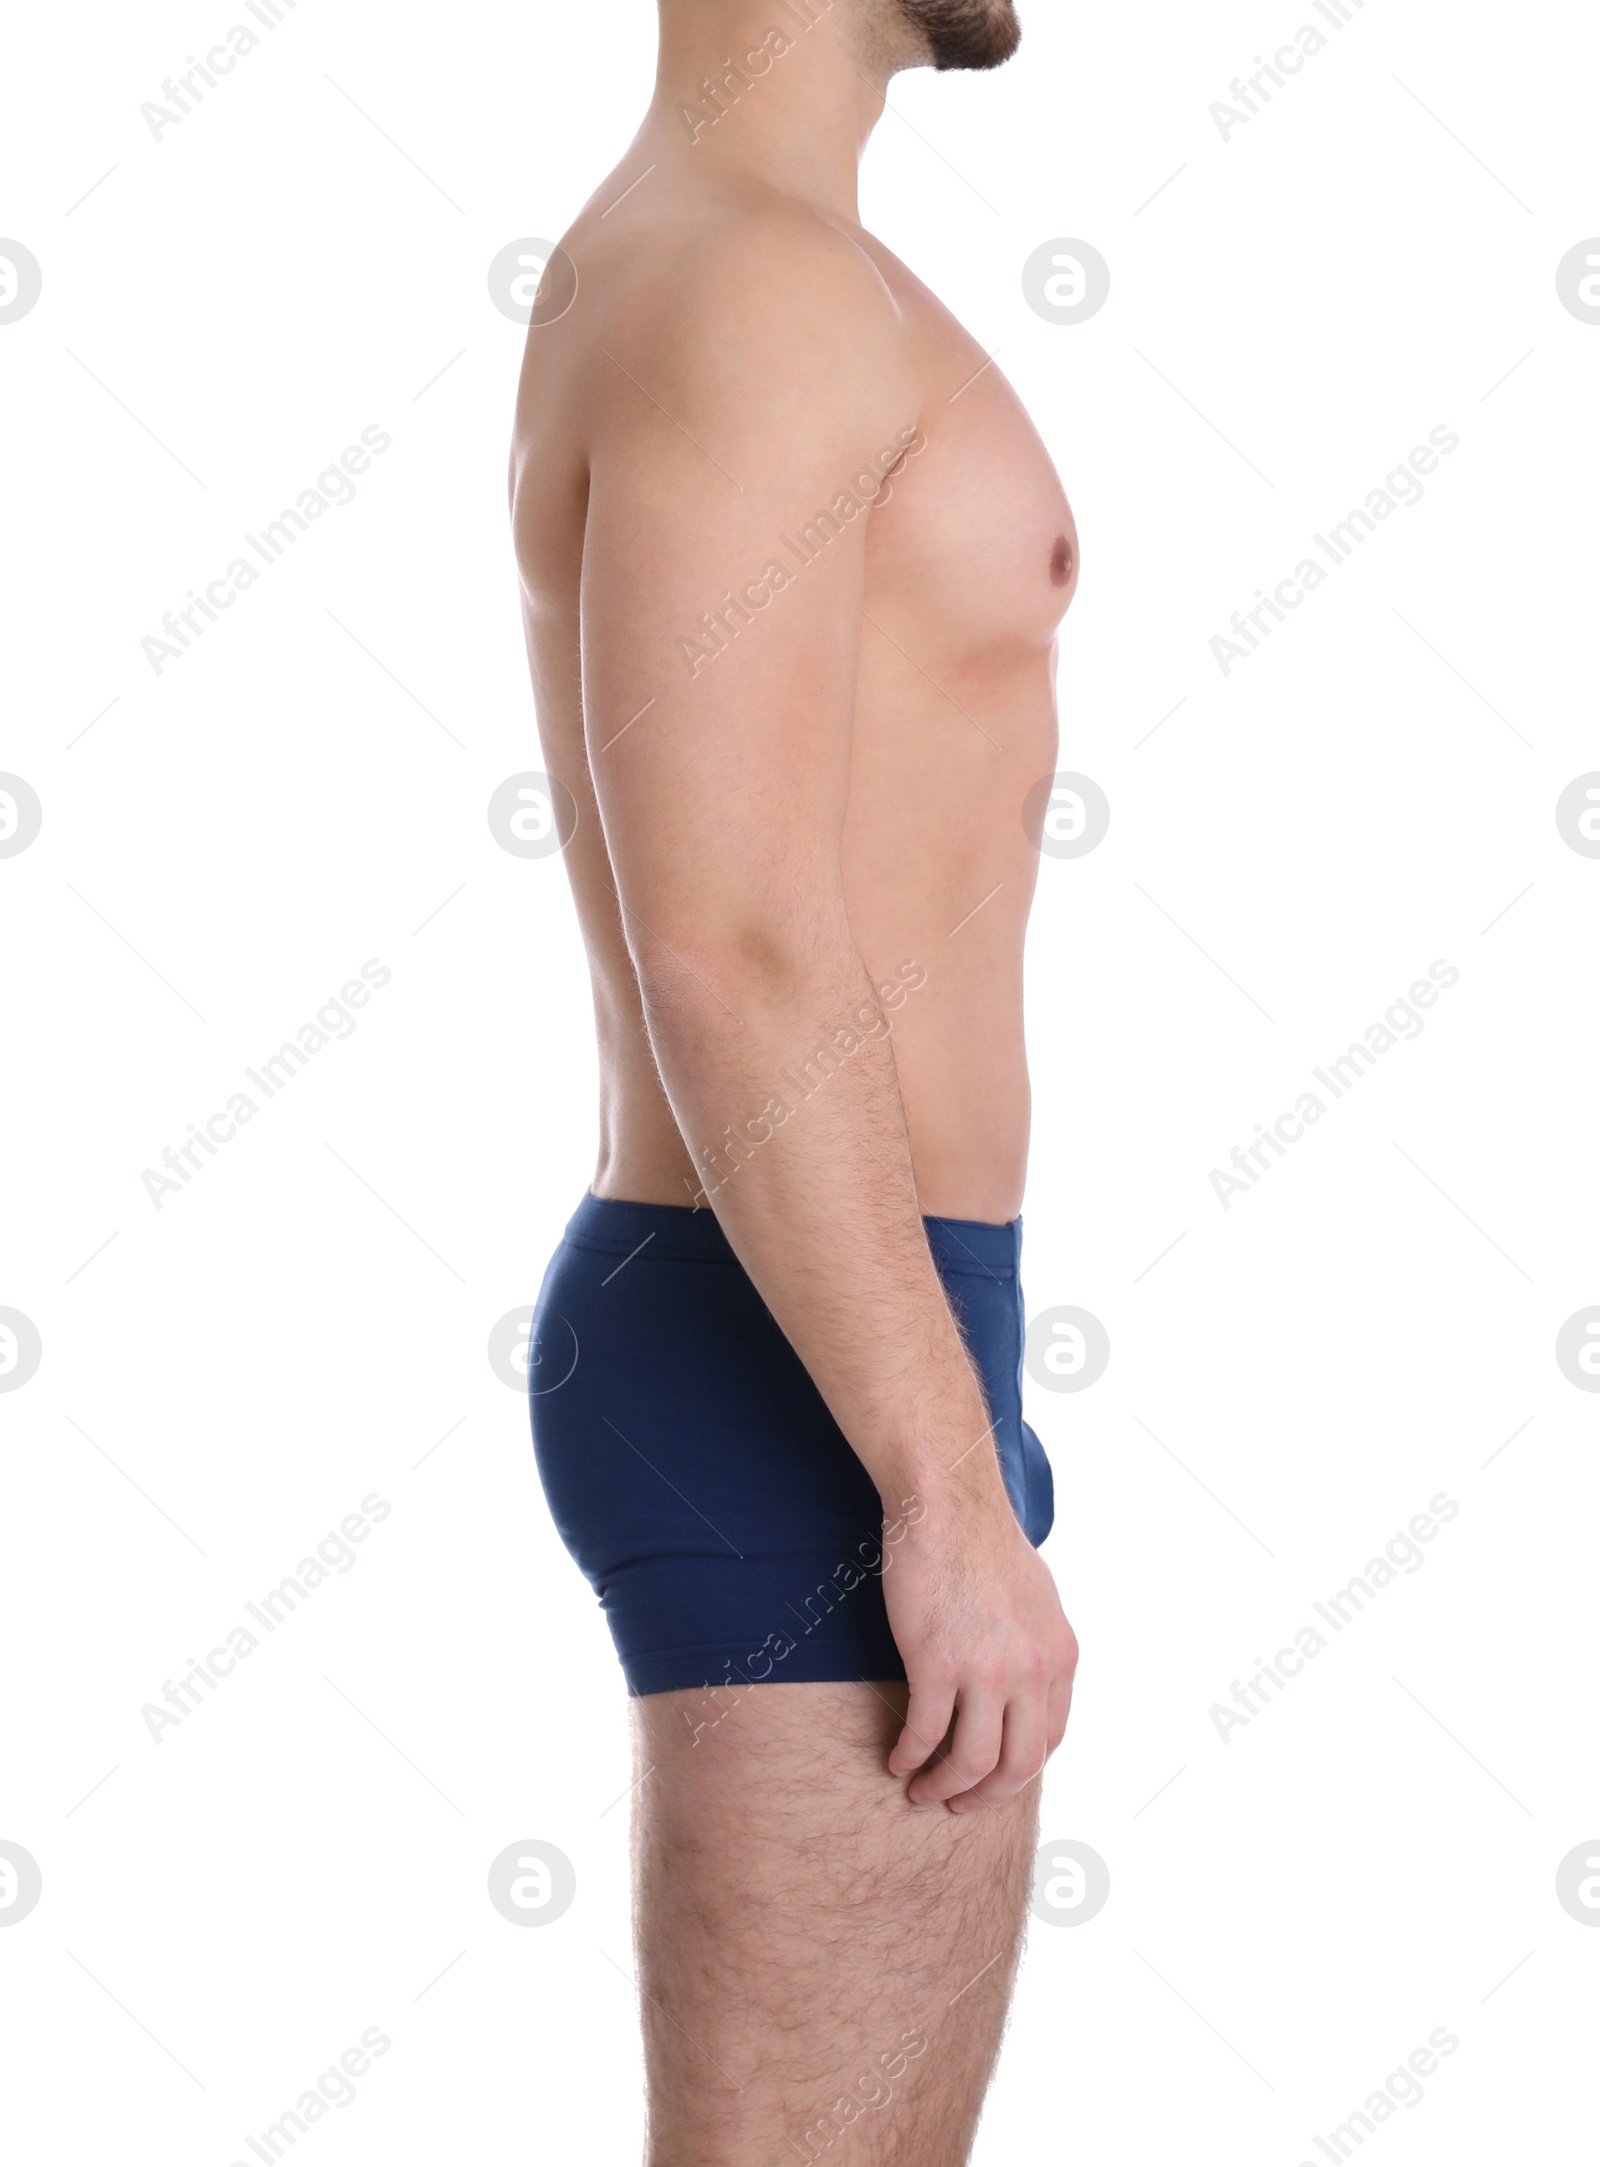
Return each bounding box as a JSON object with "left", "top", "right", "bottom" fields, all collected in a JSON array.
[{"left": 893, "top": 0, "right": 1022, "bottom": 70}]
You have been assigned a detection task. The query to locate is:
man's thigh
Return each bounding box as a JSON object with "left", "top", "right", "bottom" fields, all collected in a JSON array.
[{"left": 630, "top": 1679, "right": 1039, "bottom": 2167}]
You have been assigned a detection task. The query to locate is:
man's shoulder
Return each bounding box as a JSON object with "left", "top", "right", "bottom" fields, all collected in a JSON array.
[{"left": 587, "top": 186, "right": 911, "bottom": 398}]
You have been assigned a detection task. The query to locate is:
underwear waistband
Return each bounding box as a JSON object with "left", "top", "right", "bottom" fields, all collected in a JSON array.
[{"left": 561, "top": 1191, "right": 1021, "bottom": 1278}]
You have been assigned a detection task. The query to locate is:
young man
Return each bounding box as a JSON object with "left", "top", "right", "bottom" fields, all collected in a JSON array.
[{"left": 511, "top": 3, "right": 1079, "bottom": 2157}]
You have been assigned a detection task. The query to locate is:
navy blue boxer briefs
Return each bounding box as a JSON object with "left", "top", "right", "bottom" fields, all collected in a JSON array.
[{"left": 527, "top": 1192, "right": 1054, "bottom": 1698}]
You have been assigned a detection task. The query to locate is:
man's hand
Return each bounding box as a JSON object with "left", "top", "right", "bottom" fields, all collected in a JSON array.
[{"left": 883, "top": 1488, "right": 1077, "bottom": 1811}]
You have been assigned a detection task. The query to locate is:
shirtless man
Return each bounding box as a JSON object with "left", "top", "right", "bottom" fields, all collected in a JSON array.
[{"left": 511, "top": 3, "right": 1079, "bottom": 2159}]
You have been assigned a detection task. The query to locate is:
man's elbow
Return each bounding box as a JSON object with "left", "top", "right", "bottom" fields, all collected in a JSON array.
[{"left": 628, "top": 910, "right": 852, "bottom": 1027}]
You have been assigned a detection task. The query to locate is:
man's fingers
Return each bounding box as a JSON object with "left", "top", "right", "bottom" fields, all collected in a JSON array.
[
  {"left": 906, "top": 1689, "right": 1004, "bottom": 1807},
  {"left": 888, "top": 1681, "right": 955, "bottom": 1777},
  {"left": 956, "top": 1695, "right": 1049, "bottom": 1809}
]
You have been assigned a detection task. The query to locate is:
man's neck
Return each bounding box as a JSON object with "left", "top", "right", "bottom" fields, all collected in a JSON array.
[{"left": 646, "top": 0, "right": 906, "bottom": 223}]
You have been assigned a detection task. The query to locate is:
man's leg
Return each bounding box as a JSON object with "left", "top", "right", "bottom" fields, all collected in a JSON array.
[{"left": 631, "top": 1680, "right": 1039, "bottom": 2167}]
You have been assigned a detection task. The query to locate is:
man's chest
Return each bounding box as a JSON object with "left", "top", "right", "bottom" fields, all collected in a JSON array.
[{"left": 862, "top": 267, "right": 1078, "bottom": 667}]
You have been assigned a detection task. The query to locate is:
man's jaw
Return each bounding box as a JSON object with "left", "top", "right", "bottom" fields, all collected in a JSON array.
[{"left": 890, "top": 0, "right": 1022, "bottom": 73}]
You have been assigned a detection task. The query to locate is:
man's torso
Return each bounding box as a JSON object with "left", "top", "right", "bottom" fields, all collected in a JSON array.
[{"left": 511, "top": 178, "right": 1076, "bottom": 1221}]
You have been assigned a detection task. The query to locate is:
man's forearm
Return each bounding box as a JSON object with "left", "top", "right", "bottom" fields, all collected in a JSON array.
[{"left": 637, "top": 939, "right": 1013, "bottom": 1517}]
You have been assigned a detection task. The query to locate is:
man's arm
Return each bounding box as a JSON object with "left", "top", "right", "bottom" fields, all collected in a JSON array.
[{"left": 577, "top": 215, "right": 1075, "bottom": 1805}]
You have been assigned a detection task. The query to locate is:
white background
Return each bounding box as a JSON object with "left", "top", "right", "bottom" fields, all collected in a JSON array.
[{"left": 3, "top": 0, "right": 1597, "bottom": 2160}]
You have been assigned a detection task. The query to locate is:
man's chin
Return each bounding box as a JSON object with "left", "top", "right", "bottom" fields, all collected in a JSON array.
[{"left": 899, "top": 0, "right": 1022, "bottom": 74}]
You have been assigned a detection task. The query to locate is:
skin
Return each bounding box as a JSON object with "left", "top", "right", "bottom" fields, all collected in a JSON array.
[
  {"left": 632, "top": 1680, "right": 1038, "bottom": 2165},
  {"left": 510, "top": 2, "right": 1079, "bottom": 2156}
]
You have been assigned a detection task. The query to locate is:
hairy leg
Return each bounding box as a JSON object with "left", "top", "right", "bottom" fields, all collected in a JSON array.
[{"left": 630, "top": 1679, "right": 1039, "bottom": 2167}]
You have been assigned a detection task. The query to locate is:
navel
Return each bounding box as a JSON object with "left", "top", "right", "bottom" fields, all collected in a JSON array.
[{"left": 1050, "top": 533, "right": 1074, "bottom": 588}]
